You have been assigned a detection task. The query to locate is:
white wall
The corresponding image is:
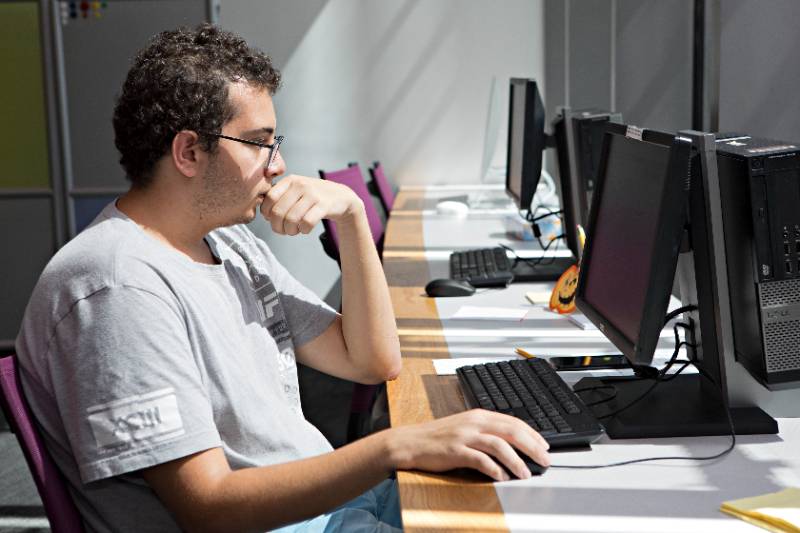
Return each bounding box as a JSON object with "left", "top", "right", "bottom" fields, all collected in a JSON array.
[{"left": 220, "top": 0, "right": 544, "bottom": 297}]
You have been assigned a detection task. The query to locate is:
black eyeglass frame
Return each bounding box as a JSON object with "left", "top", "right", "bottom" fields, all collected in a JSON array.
[{"left": 199, "top": 131, "right": 284, "bottom": 168}]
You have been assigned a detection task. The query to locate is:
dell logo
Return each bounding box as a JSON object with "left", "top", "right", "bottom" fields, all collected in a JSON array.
[{"left": 765, "top": 309, "right": 791, "bottom": 320}]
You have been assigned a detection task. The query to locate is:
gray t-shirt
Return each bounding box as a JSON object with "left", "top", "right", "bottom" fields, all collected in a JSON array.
[{"left": 15, "top": 202, "right": 338, "bottom": 532}]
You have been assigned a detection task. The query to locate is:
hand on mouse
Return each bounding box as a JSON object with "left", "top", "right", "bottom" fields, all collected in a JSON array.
[{"left": 383, "top": 409, "right": 550, "bottom": 481}]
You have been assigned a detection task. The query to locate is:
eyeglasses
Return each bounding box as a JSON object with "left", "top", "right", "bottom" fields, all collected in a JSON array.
[{"left": 199, "top": 132, "right": 284, "bottom": 169}]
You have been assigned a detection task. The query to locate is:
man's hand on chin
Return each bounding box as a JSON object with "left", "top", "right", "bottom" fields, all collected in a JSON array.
[{"left": 260, "top": 175, "right": 363, "bottom": 236}]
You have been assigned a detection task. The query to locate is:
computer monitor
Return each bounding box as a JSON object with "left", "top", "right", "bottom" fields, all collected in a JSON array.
[
  {"left": 574, "top": 124, "right": 778, "bottom": 439},
  {"left": 553, "top": 108, "right": 623, "bottom": 261},
  {"left": 577, "top": 126, "right": 687, "bottom": 365},
  {"left": 575, "top": 111, "right": 623, "bottom": 193},
  {"left": 506, "top": 78, "right": 546, "bottom": 213}
]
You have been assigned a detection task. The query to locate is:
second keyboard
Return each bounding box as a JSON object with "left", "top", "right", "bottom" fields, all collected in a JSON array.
[{"left": 449, "top": 247, "right": 514, "bottom": 287}]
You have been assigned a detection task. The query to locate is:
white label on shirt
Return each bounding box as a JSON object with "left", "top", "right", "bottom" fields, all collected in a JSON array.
[{"left": 87, "top": 388, "right": 184, "bottom": 449}]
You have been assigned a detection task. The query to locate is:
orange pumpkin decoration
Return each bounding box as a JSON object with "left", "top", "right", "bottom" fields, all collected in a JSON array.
[{"left": 549, "top": 264, "right": 580, "bottom": 314}]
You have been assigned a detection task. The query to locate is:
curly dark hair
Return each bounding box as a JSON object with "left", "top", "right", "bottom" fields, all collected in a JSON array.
[{"left": 113, "top": 24, "right": 281, "bottom": 187}]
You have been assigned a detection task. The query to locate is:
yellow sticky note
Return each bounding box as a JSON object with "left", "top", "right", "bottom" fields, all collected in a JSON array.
[{"left": 721, "top": 488, "right": 800, "bottom": 533}]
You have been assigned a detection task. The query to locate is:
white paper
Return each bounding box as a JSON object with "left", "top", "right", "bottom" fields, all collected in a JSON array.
[
  {"left": 451, "top": 306, "right": 529, "bottom": 320},
  {"left": 433, "top": 356, "right": 522, "bottom": 375},
  {"left": 525, "top": 290, "right": 552, "bottom": 305},
  {"left": 567, "top": 313, "right": 597, "bottom": 330}
]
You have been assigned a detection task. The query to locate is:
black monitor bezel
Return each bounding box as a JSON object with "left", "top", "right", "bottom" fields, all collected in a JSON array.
[
  {"left": 554, "top": 109, "right": 623, "bottom": 262},
  {"left": 553, "top": 111, "right": 587, "bottom": 261},
  {"left": 575, "top": 124, "right": 693, "bottom": 366},
  {"left": 575, "top": 111, "right": 623, "bottom": 193},
  {"left": 506, "top": 78, "right": 545, "bottom": 212}
]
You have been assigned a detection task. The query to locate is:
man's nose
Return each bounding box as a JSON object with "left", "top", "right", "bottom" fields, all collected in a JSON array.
[{"left": 265, "top": 150, "right": 286, "bottom": 180}]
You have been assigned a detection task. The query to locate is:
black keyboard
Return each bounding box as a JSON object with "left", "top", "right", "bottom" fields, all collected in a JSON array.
[
  {"left": 456, "top": 358, "right": 605, "bottom": 448},
  {"left": 449, "top": 247, "right": 514, "bottom": 287}
]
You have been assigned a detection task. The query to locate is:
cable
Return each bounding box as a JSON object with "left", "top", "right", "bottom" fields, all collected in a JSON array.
[
  {"left": 534, "top": 234, "right": 564, "bottom": 266},
  {"left": 551, "top": 365, "right": 736, "bottom": 470},
  {"left": 664, "top": 305, "right": 697, "bottom": 325},
  {"left": 573, "top": 385, "right": 619, "bottom": 407},
  {"left": 558, "top": 322, "right": 737, "bottom": 470},
  {"left": 499, "top": 236, "right": 564, "bottom": 269},
  {"left": 573, "top": 321, "right": 689, "bottom": 420},
  {"left": 525, "top": 207, "right": 563, "bottom": 223},
  {"left": 575, "top": 321, "right": 682, "bottom": 417}
]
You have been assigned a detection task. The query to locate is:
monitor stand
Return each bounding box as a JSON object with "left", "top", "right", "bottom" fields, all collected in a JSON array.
[
  {"left": 511, "top": 256, "right": 575, "bottom": 282},
  {"left": 574, "top": 374, "right": 778, "bottom": 439}
]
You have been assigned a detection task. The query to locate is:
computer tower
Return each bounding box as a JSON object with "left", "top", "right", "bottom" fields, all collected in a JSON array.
[{"left": 716, "top": 136, "right": 800, "bottom": 388}]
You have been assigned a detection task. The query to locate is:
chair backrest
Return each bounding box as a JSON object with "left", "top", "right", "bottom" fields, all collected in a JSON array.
[
  {"left": 319, "top": 164, "right": 384, "bottom": 254},
  {"left": 0, "top": 355, "right": 85, "bottom": 533},
  {"left": 369, "top": 161, "right": 395, "bottom": 215}
]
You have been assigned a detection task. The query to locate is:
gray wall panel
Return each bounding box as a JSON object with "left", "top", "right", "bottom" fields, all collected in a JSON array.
[
  {"left": 547, "top": 0, "right": 798, "bottom": 142},
  {"left": 0, "top": 198, "right": 55, "bottom": 345},
  {"left": 569, "top": 0, "right": 612, "bottom": 111},
  {"left": 545, "top": 0, "right": 692, "bottom": 133},
  {"left": 719, "top": 0, "right": 800, "bottom": 142},
  {"left": 544, "top": 0, "right": 566, "bottom": 123},
  {"left": 61, "top": 1, "right": 208, "bottom": 190},
  {"left": 615, "top": 0, "right": 692, "bottom": 133}
]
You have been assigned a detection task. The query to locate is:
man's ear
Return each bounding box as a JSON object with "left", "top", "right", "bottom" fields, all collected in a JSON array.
[{"left": 171, "top": 130, "right": 205, "bottom": 178}]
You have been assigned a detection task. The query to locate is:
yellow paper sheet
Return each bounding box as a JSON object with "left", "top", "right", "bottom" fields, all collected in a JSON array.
[{"left": 721, "top": 488, "right": 800, "bottom": 533}]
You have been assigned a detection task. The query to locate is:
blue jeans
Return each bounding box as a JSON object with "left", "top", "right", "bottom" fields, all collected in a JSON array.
[{"left": 273, "top": 478, "right": 403, "bottom": 532}]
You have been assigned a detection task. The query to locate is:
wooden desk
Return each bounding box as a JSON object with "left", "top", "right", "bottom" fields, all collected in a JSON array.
[
  {"left": 385, "top": 188, "right": 508, "bottom": 532},
  {"left": 384, "top": 187, "right": 800, "bottom": 533}
]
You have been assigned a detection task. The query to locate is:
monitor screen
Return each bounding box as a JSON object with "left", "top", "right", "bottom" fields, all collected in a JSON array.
[
  {"left": 506, "top": 78, "right": 545, "bottom": 212},
  {"left": 576, "top": 127, "right": 691, "bottom": 365}
]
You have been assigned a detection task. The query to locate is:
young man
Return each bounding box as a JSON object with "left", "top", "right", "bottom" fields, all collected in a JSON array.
[{"left": 15, "top": 24, "right": 549, "bottom": 532}]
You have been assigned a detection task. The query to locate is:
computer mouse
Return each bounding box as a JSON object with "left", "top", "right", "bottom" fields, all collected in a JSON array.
[
  {"left": 435, "top": 200, "right": 469, "bottom": 217},
  {"left": 498, "top": 449, "right": 548, "bottom": 479},
  {"left": 424, "top": 278, "right": 476, "bottom": 297},
  {"left": 515, "top": 449, "right": 548, "bottom": 477}
]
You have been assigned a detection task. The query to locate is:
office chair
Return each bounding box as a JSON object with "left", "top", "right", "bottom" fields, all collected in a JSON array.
[
  {"left": 368, "top": 161, "right": 396, "bottom": 216},
  {"left": 0, "top": 355, "right": 85, "bottom": 533},
  {"left": 318, "top": 163, "right": 385, "bottom": 263},
  {"left": 317, "top": 164, "right": 388, "bottom": 441}
]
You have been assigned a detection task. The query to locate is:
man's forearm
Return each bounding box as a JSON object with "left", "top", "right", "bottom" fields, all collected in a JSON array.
[
  {"left": 156, "top": 430, "right": 401, "bottom": 533},
  {"left": 148, "top": 410, "right": 554, "bottom": 532},
  {"left": 335, "top": 203, "right": 401, "bottom": 381}
]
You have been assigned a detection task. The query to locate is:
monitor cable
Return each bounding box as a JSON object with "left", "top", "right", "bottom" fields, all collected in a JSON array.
[
  {"left": 527, "top": 206, "right": 566, "bottom": 266},
  {"left": 550, "top": 364, "right": 736, "bottom": 470},
  {"left": 525, "top": 207, "right": 563, "bottom": 223},
  {"left": 552, "top": 309, "right": 736, "bottom": 470},
  {"left": 573, "top": 314, "right": 697, "bottom": 421},
  {"left": 500, "top": 235, "right": 565, "bottom": 270}
]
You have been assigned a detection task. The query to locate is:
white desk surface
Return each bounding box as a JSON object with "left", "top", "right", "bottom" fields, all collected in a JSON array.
[{"left": 411, "top": 185, "right": 800, "bottom": 533}]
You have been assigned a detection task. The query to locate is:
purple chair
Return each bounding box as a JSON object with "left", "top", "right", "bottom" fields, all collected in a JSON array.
[
  {"left": 368, "top": 161, "right": 396, "bottom": 216},
  {"left": 0, "top": 355, "right": 85, "bottom": 533},
  {"left": 318, "top": 163, "right": 385, "bottom": 263},
  {"left": 318, "top": 164, "right": 387, "bottom": 441}
]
